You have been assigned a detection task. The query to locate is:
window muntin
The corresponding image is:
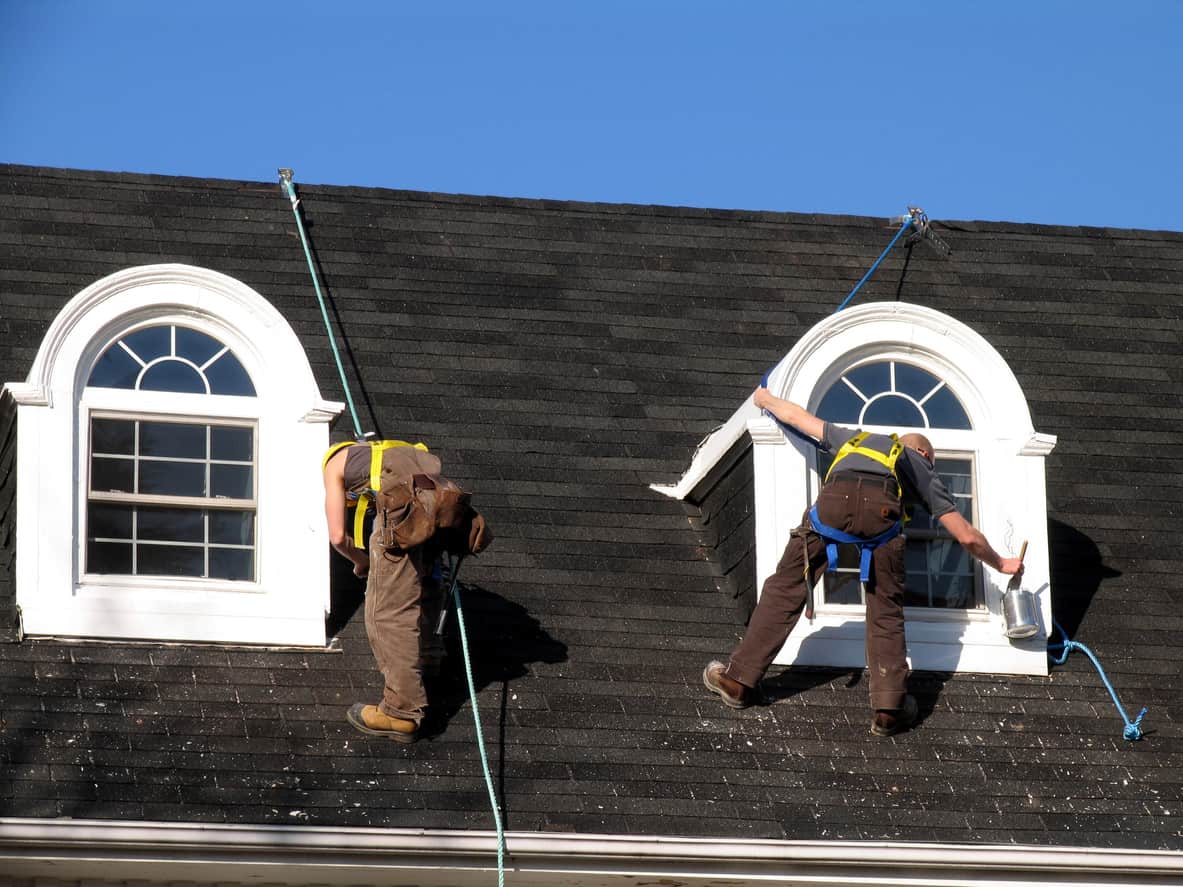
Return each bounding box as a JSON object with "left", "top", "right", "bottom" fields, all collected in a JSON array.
[
  {"left": 89, "top": 324, "right": 256, "bottom": 396},
  {"left": 86, "top": 415, "right": 257, "bottom": 581},
  {"left": 816, "top": 360, "right": 970, "bottom": 430},
  {"left": 816, "top": 360, "right": 979, "bottom": 611}
]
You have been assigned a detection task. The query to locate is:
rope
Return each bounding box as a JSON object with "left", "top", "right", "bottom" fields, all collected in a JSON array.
[
  {"left": 1048, "top": 620, "right": 1147, "bottom": 741},
  {"left": 447, "top": 554, "right": 507, "bottom": 886},
  {"left": 279, "top": 170, "right": 504, "bottom": 879},
  {"left": 762, "top": 207, "right": 921, "bottom": 434},
  {"left": 833, "top": 215, "right": 916, "bottom": 313},
  {"left": 277, "top": 169, "right": 365, "bottom": 440}
]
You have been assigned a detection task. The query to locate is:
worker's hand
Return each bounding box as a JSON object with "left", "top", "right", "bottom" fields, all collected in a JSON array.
[
  {"left": 353, "top": 562, "right": 369, "bottom": 579},
  {"left": 998, "top": 557, "right": 1025, "bottom": 576},
  {"left": 753, "top": 386, "right": 774, "bottom": 411}
]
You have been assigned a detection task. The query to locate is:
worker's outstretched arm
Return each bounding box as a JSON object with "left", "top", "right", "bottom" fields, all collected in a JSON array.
[
  {"left": 753, "top": 386, "right": 825, "bottom": 441},
  {"left": 938, "top": 511, "right": 1024, "bottom": 575}
]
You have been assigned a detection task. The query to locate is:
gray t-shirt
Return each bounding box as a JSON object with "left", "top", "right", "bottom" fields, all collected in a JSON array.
[{"left": 821, "top": 423, "right": 957, "bottom": 520}]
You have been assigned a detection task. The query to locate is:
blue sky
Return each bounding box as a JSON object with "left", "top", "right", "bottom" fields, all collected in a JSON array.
[{"left": 2, "top": 1, "right": 1181, "bottom": 231}]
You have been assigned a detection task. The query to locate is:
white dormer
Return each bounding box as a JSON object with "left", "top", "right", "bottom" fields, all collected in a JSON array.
[{"left": 654, "top": 302, "right": 1056, "bottom": 676}]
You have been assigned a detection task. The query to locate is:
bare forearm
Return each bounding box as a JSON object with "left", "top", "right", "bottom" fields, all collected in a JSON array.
[
  {"left": 960, "top": 528, "right": 1004, "bottom": 572},
  {"left": 331, "top": 533, "right": 369, "bottom": 571},
  {"left": 753, "top": 387, "right": 825, "bottom": 440},
  {"left": 938, "top": 511, "right": 1023, "bottom": 575}
]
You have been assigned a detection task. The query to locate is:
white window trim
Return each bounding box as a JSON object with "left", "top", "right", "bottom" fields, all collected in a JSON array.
[
  {"left": 655, "top": 301, "right": 1056, "bottom": 676},
  {"left": 4, "top": 264, "right": 344, "bottom": 646}
]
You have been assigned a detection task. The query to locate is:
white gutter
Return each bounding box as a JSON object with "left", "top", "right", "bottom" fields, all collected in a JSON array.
[{"left": 2, "top": 818, "right": 1181, "bottom": 886}]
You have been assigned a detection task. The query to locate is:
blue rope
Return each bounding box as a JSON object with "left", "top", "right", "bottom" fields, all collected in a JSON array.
[
  {"left": 1048, "top": 620, "right": 1147, "bottom": 741},
  {"left": 761, "top": 210, "right": 919, "bottom": 438},
  {"left": 278, "top": 170, "right": 365, "bottom": 440},
  {"left": 448, "top": 555, "right": 507, "bottom": 886},
  {"left": 833, "top": 217, "right": 915, "bottom": 313}
]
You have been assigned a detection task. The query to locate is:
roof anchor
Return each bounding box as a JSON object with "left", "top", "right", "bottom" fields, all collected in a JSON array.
[{"left": 892, "top": 206, "right": 952, "bottom": 256}]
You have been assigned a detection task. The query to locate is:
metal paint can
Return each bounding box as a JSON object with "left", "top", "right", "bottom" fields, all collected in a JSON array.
[{"left": 1002, "top": 586, "right": 1039, "bottom": 639}]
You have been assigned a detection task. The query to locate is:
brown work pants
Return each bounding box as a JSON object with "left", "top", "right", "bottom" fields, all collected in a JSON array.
[
  {"left": 724, "top": 475, "right": 909, "bottom": 711},
  {"left": 364, "top": 529, "right": 445, "bottom": 725}
]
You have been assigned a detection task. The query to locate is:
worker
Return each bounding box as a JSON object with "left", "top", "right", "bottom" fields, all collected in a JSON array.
[
  {"left": 324, "top": 442, "right": 485, "bottom": 742},
  {"left": 702, "top": 386, "right": 1024, "bottom": 736}
]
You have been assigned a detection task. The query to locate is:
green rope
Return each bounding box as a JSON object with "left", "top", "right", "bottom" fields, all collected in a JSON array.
[
  {"left": 448, "top": 555, "right": 507, "bottom": 886},
  {"left": 279, "top": 170, "right": 504, "bottom": 881},
  {"left": 277, "top": 169, "right": 364, "bottom": 440}
]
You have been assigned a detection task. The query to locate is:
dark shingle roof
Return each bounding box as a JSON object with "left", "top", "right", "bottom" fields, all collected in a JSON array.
[{"left": 0, "top": 164, "right": 1180, "bottom": 849}]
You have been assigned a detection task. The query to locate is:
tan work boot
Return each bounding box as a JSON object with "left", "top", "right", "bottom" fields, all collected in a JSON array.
[
  {"left": 702, "top": 660, "right": 751, "bottom": 709},
  {"left": 346, "top": 703, "right": 418, "bottom": 743}
]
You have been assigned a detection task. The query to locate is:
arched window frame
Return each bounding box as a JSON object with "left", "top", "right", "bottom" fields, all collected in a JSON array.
[
  {"left": 749, "top": 302, "right": 1056, "bottom": 676},
  {"left": 5, "top": 264, "right": 343, "bottom": 645}
]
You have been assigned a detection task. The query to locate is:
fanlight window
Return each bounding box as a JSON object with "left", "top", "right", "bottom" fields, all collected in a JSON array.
[
  {"left": 89, "top": 324, "right": 255, "bottom": 396},
  {"left": 816, "top": 360, "right": 978, "bottom": 611},
  {"left": 816, "top": 360, "right": 970, "bottom": 429},
  {"left": 85, "top": 324, "right": 258, "bottom": 581}
]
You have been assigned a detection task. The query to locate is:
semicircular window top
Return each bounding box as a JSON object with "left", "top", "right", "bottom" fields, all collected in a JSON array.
[
  {"left": 816, "top": 360, "right": 970, "bottom": 430},
  {"left": 88, "top": 324, "right": 256, "bottom": 396}
]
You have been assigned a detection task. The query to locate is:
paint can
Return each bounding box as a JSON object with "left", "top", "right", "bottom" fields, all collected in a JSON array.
[{"left": 1002, "top": 586, "right": 1039, "bottom": 639}]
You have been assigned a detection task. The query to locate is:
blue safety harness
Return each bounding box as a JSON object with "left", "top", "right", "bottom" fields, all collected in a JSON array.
[{"left": 808, "top": 506, "right": 904, "bottom": 583}]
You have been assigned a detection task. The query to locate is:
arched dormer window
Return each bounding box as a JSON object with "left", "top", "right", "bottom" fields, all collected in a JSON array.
[
  {"left": 652, "top": 302, "right": 1056, "bottom": 676},
  {"left": 752, "top": 303, "right": 1056, "bottom": 676},
  {"left": 4, "top": 265, "right": 343, "bottom": 646},
  {"left": 85, "top": 325, "right": 258, "bottom": 582}
]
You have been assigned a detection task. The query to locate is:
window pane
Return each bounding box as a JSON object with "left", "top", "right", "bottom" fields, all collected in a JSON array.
[
  {"left": 87, "top": 540, "right": 132, "bottom": 574},
  {"left": 140, "top": 361, "right": 207, "bottom": 394},
  {"left": 211, "top": 426, "right": 253, "bottom": 461},
  {"left": 211, "top": 464, "right": 253, "bottom": 499},
  {"left": 175, "top": 327, "right": 224, "bottom": 366},
  {"left": 138, "top": 506, "right": 204, "bottom": 543},
  {"left": 816, "top": 382, "right": 864, "bottom": 423},
  {"left": 92, "top": 418, "right": 135, "bottom": 455},
  {"left": 863, "top": 395, "right": 925, "bottom": 428},
  {"left": 209, "top": 548, "right": 254, "bottom": 581},
  {"left": 138, "top": 544, "right": 204, "bottom": 577},
  {"left": 141, "top": 421, "right": 206, "bottom": 459},
  {"left": 923, "top": 385, "right": 972, "bottom": 430},
  {"left": 927, "top": 538, "right": 969, "bottom": 575},
  {"left": 932, "top": 574, "right": 974, "bottom": 608},
  {"left": 88, "top": 348, "right": 141, "bottom": 389},
  {"left": 845, "top": 363, "right": 890, "bottom": 397},
  {"left": 121, "top": 326, "right": 171, "bottom": 363},
  {"left": 204, "top": 353, "right": 256, "bottom": 397},
  {"left": 894, "top": 363, "right": 942, "bottom": 402},
  {"left": 139, "top": 461, "right": 206, "bottom": 496},
  {"left": 91, "top": 457, "right": 134, "bottom": 494},
  {"left": 822, "top": 544, "right": 863, "bottom": 604},
  {"left": 210, "top": 510, "right": 254, "bottom": 545},
  {"left": 87, "top": 502, "right": 133, "bottom": 539}
]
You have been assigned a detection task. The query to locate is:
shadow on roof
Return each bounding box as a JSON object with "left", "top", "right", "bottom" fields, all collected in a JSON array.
[{"left": 1047, "top": 517, "right": 1121, "bottom": 639}]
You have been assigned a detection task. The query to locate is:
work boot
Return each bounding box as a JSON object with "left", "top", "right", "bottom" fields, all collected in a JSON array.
[
  {"left": 870, "top": 694, "right": 918, "bottom": 737},
  {"left": 346, "top": 703, "right": 418, "bottom": 743},
  {"left": 702, "top": 660, "right": 751, "bottom": 709}
]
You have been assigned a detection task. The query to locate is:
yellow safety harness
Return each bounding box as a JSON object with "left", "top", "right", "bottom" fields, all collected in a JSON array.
[
  {"left": 824, "top": 431, "right": 904, "bottom": 496},
  {"left": 323, "top": 439, "right": 430, "bottom": 548}
]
